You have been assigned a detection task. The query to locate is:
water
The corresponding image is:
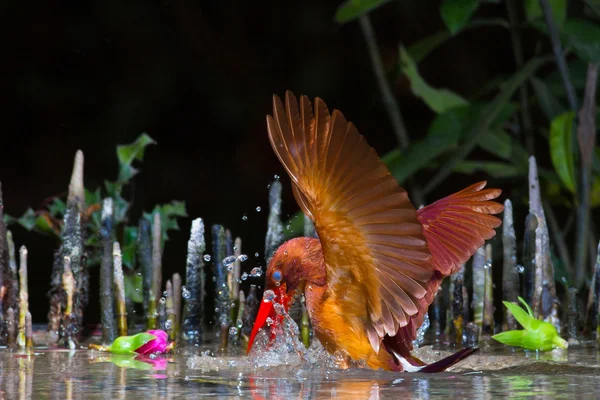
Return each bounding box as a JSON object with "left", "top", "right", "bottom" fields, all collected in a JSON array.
[{"left": 1, "top": 343, "right": 600, "bottom": 399}]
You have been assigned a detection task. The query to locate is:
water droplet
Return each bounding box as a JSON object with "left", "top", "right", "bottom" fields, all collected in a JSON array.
[
  {"left": 286, "top": 225, "right": 291, "bottom": 230},
  {"left": 274, "top": 174, "right": 280, "bottom": 180},
  {"left": 165, "top": 320, "right": 172, "bottom": 329},
  {"left": 266, "top": 317, "right": 274, "bottom": 326},
  {"left": 517, "top": 265, "right": 525, "bottom": 273},
  {"left": 149, "top": 353, "right": 157, "bottom": 360},
  {"left": 215, "top": 307, "right": 220, "bottom": 313},
  {"left": 203, "top": 254, "right": 212, "bottom": 262},
  {"left": 222, "top": 255, "right": 237, "bottom": 267},
  {"left": 256, "top": 206, "right": 262, "bottom": 212},
  {"left": 274, "top": 303, "right": 285, "bottom": 315},
  {"left": 229, "top": 326, "right": 238, "bottom": 336},
  {"left": 263, "top": 290, "right": 276, "bottom": 302},
  {"left": 250, "top": 267, "right": 263, "bottom": 277},
  {"left": 233, "top": 246, "right": 237, "bottom": 251},
  {"left": 163, "top": 291, "right": 169, "bottom": 297},
  {"left": 137, "top": 272, "right": 142, "bottom": 277},
  {"left": 135, "top": 288, "right": 140, "bottom": 293},
  {"left": 254, "top": 252, "right": 259, "bottom": 258},
  {"left": 182, "top": 286, "right": 191, "bottom": 299},
  {"left": 242, "top": 214, "right": 248, "bottom": 221},
  {"left": 159, "top": 297, "right": 166, "bottom": 304},
  {"left": 241, "top": 272, "right": 248, "bottom": 281},
  {"left": 238, "top": 254, "right": 248, "bottom": 262}
]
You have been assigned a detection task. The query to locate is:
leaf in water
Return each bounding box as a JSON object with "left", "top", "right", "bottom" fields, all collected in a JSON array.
[
  {"left": 124, "top": 272, "right": 144, "bottom": 303},
  {"left": 477, "top": 130, "right": 513, "bottom": 160},
  {"left": 561, "top": 19, "right": 600, "bottom": 63},
  {"left": 399, "top": 46, "right": 468, "bottom": 113},
  {"left": 530, "top": 77, "right": 565, "bottom": 121},
  {"left": 525, "top": 0, "right": 566, "bottom": 29},
  {"left": 454, "top": 161, "right": 522, "bottom": 178},
  {"left": 440, "top": 0, "right": 479, "bottom": 35},
  {"left": 108, "top": 332, "right": 156, "bottom": 354},
  {"left": 549, "top": 111, "right": 576, "bottom": 192},
  {"left": 334, "top": 0, "right": 393, "bottom": 24}
]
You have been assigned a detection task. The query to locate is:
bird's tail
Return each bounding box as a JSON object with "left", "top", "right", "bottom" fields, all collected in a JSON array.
[{"left": 394, "top": 347, "right": 477, "bottom": 373}]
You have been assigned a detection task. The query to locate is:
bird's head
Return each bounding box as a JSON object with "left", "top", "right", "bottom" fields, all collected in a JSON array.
[{"left": 247, "top": 237, "right": 325, "bottom": 353}]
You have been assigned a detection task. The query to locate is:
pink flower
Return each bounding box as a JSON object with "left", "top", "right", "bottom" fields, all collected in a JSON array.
[{"left": 135, "top": 330, "right": 173, "bottom": 355}]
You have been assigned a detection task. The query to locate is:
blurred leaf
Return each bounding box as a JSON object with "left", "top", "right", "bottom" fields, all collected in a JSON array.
[
  {"left": 546, "top": 59, "right": 589, "bottom": 95},
  {"left": 117, "top": 133, "right": 156, "bottom": 184},
  {"left": 454, "top": 161, "right": 522, "bottom": 178},
  {"left": 122, "top": 226, "right": 138, "bottom": 269},
  {"left": 591, "top": 176, "right": 600, "bottom": 207},
  {"left": 124, "top": 273, "right": 144, "bottom": 303},
  {"left": 11, "top": 208, "right": 60, "bottom": 236},
  {"left": 561, "top": 19, "right": 600, "bottom": 62},
  {"left": 85, "top": 188, "right": 102, "bottom": 206},
  {"left": 388, "top": 108, "right": 463, "bottom": 183},
  {"left": 47, "top": 198, "right": 67, "bottom": 217},
  {"left": 407, "top": 19, "right": 509, "bottom": 64},
  {"left": 107, "top": 332, "right": 155, "bottom": 354},
  {"left": 399, "top": 46, "right": 468, "bottom": 113},
  {"left": 531, "top": 77, "right": 565, "bottom": 121},
  {"left": 143, "top": 201, "right": 188, "bottom": 243},
  {"left": 525, "top": 0, "right": 566, "bottom": 29},
  {"left": 549, "top": 111, "right": 576, "bottom": 192},
  {"left": 117, "top": 133, "right": 156, "bottom": 166},
  {"left": 440, "top": 0, "right": 479, "bottom": 35},
  {"left": 334, "top": 0, "right": 393, "bottom": 23},
  {"left": 479, "top": 129, "right": 513, "bottom": 161}
]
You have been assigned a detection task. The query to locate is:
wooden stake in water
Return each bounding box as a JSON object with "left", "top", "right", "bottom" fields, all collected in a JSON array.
[
  {"left": 137, "top": 218, "right": 153, "bottom": 325},
  {"left": 594, "top": 241, "right": 600, "bottom": 343},
  {"left": 431, "top": 286, "right": 443, "bottom": 341},
  {"left": 172, "top": 273, "right": 182, "bottom": 342},
  {"left": 212, "top": 225, "right": 231, "bottom": 350},
  {"left": 165, "top": 280, "right": 175, "bottom": 340},
  {"left": 6, "top": 307, "right": 16, "bottom": 350},
  {"left": 567, "top": 287, "right": 579, "bottom": 342},
  {"left": 113, "top": 242, "right": 127, "bottom": 337},
  {"left": 481, "top": 244, "right": 494, "bottom": 341},
  {"left": 99, "top": 198, "right": 116, "bottom": 344},
  {"left": 62, "top": 257, "right": 74, "bottom": 317},
  {"left": 6, "top": 230, "right": 19, "bottom": 314},
  {"left": 502, "top": 199, "right": 519, "bottom": 330},
  {"left": 242, "top": 285, "right": 259, "bottom": 343},
  {"left": 148, "top": 213, "right": 162, "bottom": 330},
  {"left": 231, "top": 290, "right": 245, "bottom": 346},
  {"left": 450, "top": 267, "right": 465, "bottom": 346},
  {"left": 529, "top": 156, "right": 560, "bottom": 331},
  {"left": 472, "top": 247, "right": 485, "bottom": 328},
  {"left": 522, "top": 213, "right": 537, "bottom": 304},
  {"left": 25, "top": 312, "right": 33, "bottom": 352},
  {"left": 232, "top": 237, "right": 242, "bottom": 303},
  {"left": 17, "top": 246, "right": 28, "bottom": 349},
  {"left": 265, "top": 180, "right": 285, "bottom": 262},
  {"left": 182, "top": 218, "right": 205, "bottom": 345}
]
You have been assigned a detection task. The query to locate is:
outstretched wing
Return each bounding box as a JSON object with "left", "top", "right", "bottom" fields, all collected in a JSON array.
[{"left": 266, "top": 91, "right": 436, "bottom": 352}]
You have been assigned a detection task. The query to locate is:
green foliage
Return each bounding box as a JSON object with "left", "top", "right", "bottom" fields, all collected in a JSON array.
[
  {"left": 492, "top": 298, "right": 568, "bottom": 351},
  {"left": 440, "top": 0, "right": 479, "bottom": 35},
  {"left": 561, "top": 19, "right": 600, "bottom": 62},
  {"left": 525, "top": 0, "right": 566, "bottom": 28},
  {"left": 334, "top": 0, "right": 393, "bottom": 23},
  {"left": 143, "top": 200, "right": 188, "bottom": 245},
  {"left": 549, "top": 112, "right": 576, "bottom": 192},
  {"left": 399, "top": 46, "right": 468, "bottom": 113},
  {"left": 124, "top": 272, "right": 144, "bottom": 304}
]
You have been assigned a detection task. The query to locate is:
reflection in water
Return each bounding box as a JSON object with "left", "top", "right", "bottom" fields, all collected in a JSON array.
[{"left": 0, "top": 346, "right": 598, "bottom": 399}]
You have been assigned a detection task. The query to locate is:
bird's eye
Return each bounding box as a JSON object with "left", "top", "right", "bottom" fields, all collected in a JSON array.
[{"left": 272, "top": 270, "right": 282, "bottom": 283}]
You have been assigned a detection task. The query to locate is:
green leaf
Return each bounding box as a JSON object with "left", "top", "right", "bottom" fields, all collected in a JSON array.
[
  {"left": 561, "top": 19, "right": 600, "bottom": 63},
  {"left": 518, "top": 296, "right": 534, "bottom": 317},
  {"left": 122, "top": 226, "right": 138, "bottom": 269},
  {"left": 117, "top": 133, "right": 156, "bottom": 166},
  {"left": 478, "top": 130, "right": 513, "bottom": 160},
  {"left": 16, "top": 208, "right": 38, "bottom": 231},
  {"left": 143, "top": 201, "right": 188, "bottom": 243},
  {"left": 407, "top": 19, "right": 509, "bottom": 64},
  {"left": 399, "top": 46, "right": 468, "bottom": 113},
  {"left": 503, "top": 300, "right": 537, "bottom": 331},
  {"left": 334, "top": 0, "right": 393, "bottom": 24},
  {"left": 47, "top": 198, "right": 67, "bottom": 217},
  {"left": 530, "top": 77, "right": 565, "bottom": 121},
  {"left": 107, "top": 355, "right": 154, "bottom": 370},
  {"left": 492, "top": 330, "right": 527, "bottom": 348},
  {"left": 388, "top": 108, "right": 463, "bottom": 183},
  {"left": 440, "top": 0, "right": 479, "bottom": 35},
  {"left": 525, "top": 0, "right": 566, "bottom": 29},
  {"left": 454, "top": 161, "right": 522, "bottom": 178},
  {"left": 124, "top": 273, "right": 144, "bottom": 303},
  {"left": 549, "top": 111, "right": 576, "bottom": 192},
  {"left": 107, "top": 332, "right": 156, "bottom": 354}
]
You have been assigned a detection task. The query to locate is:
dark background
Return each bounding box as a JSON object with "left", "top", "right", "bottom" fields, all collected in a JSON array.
[{"left": 2, "top": 0, "right": 515, "bottom": 324}]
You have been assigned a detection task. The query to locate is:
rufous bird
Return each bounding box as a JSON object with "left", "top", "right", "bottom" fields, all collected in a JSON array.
[{"left": 248, "top": 91, "right": 504, "bottom": 372}]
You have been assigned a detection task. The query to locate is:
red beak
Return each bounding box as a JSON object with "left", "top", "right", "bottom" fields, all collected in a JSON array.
[{"left": 247, "top": 284, "right": 288, "bottom": 354}]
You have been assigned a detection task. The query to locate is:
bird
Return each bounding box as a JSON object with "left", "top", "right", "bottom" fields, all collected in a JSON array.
[{"left": 248, "top": 91, "right": 504, "bottom": 372}]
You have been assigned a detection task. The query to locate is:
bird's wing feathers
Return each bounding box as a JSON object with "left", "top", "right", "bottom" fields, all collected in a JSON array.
[
  {"left": 267, "top": 91, "right": 435, "bottom": 348},
  {"left": 416, "top": 181, "right": 503, "bottom": 276}
]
